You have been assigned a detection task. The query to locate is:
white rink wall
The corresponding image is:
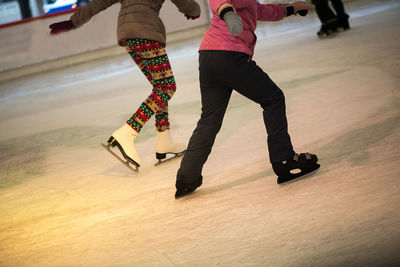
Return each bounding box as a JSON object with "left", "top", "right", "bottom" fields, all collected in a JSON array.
[
  {"left": 0, "top": 0, "right": 360, "bottom": 80},
  {"left": 0, "top": 0, "right": 210, "bottom": 73}
]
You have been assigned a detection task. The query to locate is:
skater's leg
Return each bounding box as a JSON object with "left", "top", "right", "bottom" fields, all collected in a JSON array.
[
  {"left": 126, "top": 39, "right": 185, "bottom": 161},
  {"left": 176, "top": 52, "right": 233, "bottom": 197},
  {"left": 330, "top": 0, "right": 350, "bottom": 29},
  {"left": 125, "top": 40, "right": 172, "bottom": 131},
  {"left": 133, "top": 43, "right": 186, "bottom": 158},
  {"left": 330, "top": 0, "right": 345, "bottom": 17},
  {"left": 124, "top": 39, "right": 155, "bottom": 86},
  {"left": 313, "top": 0, "right": 339, "bottom": 36},
  {"left": 105, "top": 39, "right": 174, "bottom": 169},
  {"left": 155, "top": 104, "right": 170, "bottom": 132},
  {"left": 176, "top": 86, "right": 232, "bottom": 197},
  {"left": 125, "top": 39, "right": 175, "bottom": 133},
  {"left": 313, "top": 0, "right": 329, "bottom": 22},
  {"left": 154, "top": 100, "right": 186, "bottom": 161},
  {"left": 145, "top": 50, "right": 175, "bottom": 132},
  {"left": 176, "top": 50, "right": 293, "bottom": 193},
  {"left": 209, "top": 51, "right": 319, "bottom": 184},
  {"left": 102, "top": 39, "right": 156, "bottom": 169},
  {"left": 313, "top": 0, "right": 337, "bottom": 22},
  {"left": 217, "top": 53, "right": 294, "bottom": 163},
  {"left": 178, "top": 85, "right": 232, "bottom": 177}
]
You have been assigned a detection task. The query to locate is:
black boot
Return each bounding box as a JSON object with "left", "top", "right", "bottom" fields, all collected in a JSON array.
[
  {"left": 330, "top": 0, "right": 350, "bottom": 30},
  {"left": 272, "top": 153, "right": 320, "bottom": 184},
  {"left": 338, "top": 14, "right": 350, "bottom": 30},
  {"left": 317, "top": 24, "right": 330, "bottom": 38},
  {"left": 317, "top": 18, "right": 339, "bottom": 38},
  {"left": 175, "top": 173, "right": 203, "bottom": 199}
]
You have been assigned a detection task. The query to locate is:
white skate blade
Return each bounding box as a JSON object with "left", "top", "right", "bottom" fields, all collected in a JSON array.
[
  {"left": 154, "top": 151, "right": 184, "bottom": 166},
  {"left": 101, "top": 143, "right": 139, "bottom": 172}
]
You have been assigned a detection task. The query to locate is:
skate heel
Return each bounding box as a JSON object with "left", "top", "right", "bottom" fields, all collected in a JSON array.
[
  {"left": 156, "top": 152, "right": 167, "bottom": 160},
  {"left": 107, "top": 136, "right": 117, "bottom": 147},
  {"left": 101, "top": 139, "right": 140, "bottom": 172},
  {"left": 101, "top": 124, "right": 142, "bottom": 172},
  {"left": 107, "top": 136, "right": 140, "bottom": 167}
]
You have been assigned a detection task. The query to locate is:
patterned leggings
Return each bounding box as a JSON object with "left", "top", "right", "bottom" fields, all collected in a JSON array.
[{"left": 122, "top": 39, "right": 177, "bottom": 133}]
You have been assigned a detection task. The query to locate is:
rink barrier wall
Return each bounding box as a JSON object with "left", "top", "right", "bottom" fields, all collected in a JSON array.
[
  {"left": 0, "top": 0, "right": 359, "bottom": 83},
  {"left": 0, "top": 25, "right": 208, "bottom": 83},
  {"left": 0, "top": 0, "right": 210, "bottom": 82}
]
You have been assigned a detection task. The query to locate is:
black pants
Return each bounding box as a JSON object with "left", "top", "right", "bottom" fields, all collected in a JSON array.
[
  {"left": 313, "top": 0, "right": 347, "bottom": 23},
  {"left": 177, "top": 51, "right": 294, "bottom": 183}
]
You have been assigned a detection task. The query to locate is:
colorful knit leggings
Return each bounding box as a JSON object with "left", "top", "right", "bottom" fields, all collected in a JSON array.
[{"left": 122, "top": 39, "right": 177, "bottom": 133}]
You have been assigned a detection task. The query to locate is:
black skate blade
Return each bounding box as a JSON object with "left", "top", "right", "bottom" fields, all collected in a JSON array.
[
  {"left": 101, "top": 143, "right": 139, "bottom": 172},
  {"left": 154, "top": 151, "right": 185, "bottom": 166},
  {"left": 277, "top": 165, "right": 320, "bottom": 185}
]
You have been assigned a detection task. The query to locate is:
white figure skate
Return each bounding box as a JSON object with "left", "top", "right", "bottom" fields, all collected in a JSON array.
[
  {"left": 155, "top": 129, "right": 186, "bottom": 165},
  {"left": 101, "top": 123, "right": 142, "bottom": 172}
]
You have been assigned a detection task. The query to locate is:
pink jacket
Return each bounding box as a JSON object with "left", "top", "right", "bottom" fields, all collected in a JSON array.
[{"left": 199, "top": 0, "right": 286, "bottom": 56}]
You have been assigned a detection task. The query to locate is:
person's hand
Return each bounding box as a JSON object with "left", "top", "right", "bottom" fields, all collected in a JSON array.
[
  {"left": 185, "top": 15, "right": 200, "bottom": 20},
  {"left": 223, "top": 11, "right": 243, "bottom": 36},
  {"left": 49, "top": 20, "right": 75, "bottom": 35},
  {"left": 292, "top": 1, "right": 311, "bottom": 15}
]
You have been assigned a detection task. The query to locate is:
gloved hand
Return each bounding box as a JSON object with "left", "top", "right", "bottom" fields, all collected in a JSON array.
[
  {"left": 49, "top": 20, "right": 75, "bottom": 35},
  {"left": 221, "top": 9, "right": 242, "bottom": 36},
  {"left": 185, "top": 15, "right": 200, "bottom": 20}
]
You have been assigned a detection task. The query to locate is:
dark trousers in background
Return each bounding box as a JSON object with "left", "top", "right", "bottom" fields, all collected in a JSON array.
[
  {"left": 18, "top": 0, "right": 32, "bottom": 19},
  {"left": 177, "top": 51, "right": 294, "bottom": 183},
  {"left": 313, "top": 0, "right": 348, "bottom": 25}
]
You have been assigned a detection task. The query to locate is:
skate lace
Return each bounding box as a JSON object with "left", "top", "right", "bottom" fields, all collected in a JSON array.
[{"left": 293, "top": 153, "right": 312, "bottom": 161}]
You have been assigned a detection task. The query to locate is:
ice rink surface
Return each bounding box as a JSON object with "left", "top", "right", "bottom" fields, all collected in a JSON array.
[{"left": 0, "top": 0, "right": 399, "bottom": 266}]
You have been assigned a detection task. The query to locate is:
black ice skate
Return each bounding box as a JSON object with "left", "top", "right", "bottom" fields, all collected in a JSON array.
[
  {"left": 317, "top": 19, "right": 339, "bottom": 38},
  {"left": 101, "top": 136, "right": 140, "bottom": 172},
  {"left": 175, "top": 176, "right": 203, "bottom": 199},
  {"left": 338, "top": 14, "right": 350, "bottom": 31},
  {"left": 272, "top": 153, "right": 320, "bottom": 185}
]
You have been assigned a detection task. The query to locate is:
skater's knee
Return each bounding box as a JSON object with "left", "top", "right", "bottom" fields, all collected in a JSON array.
[
  {"left": 195, "top": 119, "right": 224, "bottom": 138},
  {"left": 152, "top": 86, "right": 176, "bottom": 104},
  {"left": 153, "top": 82, "right": 177, "bottom": 97},
  {"left": 259, "top": 88, "right": 285, "bottom": 107}
]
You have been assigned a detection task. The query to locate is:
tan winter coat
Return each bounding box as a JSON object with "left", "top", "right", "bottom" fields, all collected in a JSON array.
[{"left": 70, "top": 0, "right": 201, "bottom": 45}]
